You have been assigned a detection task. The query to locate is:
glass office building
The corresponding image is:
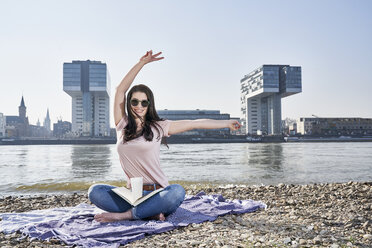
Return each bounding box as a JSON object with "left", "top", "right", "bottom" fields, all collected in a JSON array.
[
  {"left": 63, "top": 60, "right": 111, "bottom": 136},
  {"left": 240, "top": 65, "right": 301, "bottom": 135}
]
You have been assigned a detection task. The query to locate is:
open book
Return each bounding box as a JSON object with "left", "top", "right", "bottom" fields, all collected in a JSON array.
[{"left": 112, "top": 177, "right": 164, "bottom": 206}]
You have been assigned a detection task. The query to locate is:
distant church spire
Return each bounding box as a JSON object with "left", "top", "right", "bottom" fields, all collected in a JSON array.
[
  {"left": 44, "top": 108, "right": 51, "bottom": 132},
  {"left": 20, "top": 96, "right": 26, "bottom": 107},
  {"left": 19, "top": 95, "right": 27, "bottom": 120}
]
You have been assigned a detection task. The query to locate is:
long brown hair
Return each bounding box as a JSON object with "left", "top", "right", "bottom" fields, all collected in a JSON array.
[{"left": 123, "top": 84, "right": 166, "bottom": 143}]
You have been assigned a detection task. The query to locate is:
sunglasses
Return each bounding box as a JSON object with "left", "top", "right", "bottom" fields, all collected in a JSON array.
[{"left": 130, "top": 99, "right": 150, "bottom": 107}]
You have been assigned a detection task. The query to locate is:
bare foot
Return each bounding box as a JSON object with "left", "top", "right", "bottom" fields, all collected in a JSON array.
[
  {"left": 148, "top": 212, "right": 165, "bottom": 221},
  {"left": 94, "top": 210, "right": 133, "bottom": 223},
  {"left": 158, "top": 213, "right": 165, "bottom": 221}
]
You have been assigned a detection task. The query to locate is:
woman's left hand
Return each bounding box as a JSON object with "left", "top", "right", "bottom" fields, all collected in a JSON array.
[{"left": 228, "top": 120, "right": 241, "bottom": 131}]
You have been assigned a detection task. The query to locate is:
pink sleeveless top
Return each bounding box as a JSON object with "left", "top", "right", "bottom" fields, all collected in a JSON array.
[{"left": 115, "top": 117, "right": 171, "bottom": 188}]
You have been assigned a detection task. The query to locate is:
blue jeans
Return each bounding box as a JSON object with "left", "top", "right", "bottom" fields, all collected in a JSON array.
[{"left": 88, "top": 184, "right": 185, "bottom": 220}]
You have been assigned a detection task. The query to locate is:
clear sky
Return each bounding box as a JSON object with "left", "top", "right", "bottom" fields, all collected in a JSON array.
[{"left": 1, "top": 0, "right": 371, "bottom": 127}]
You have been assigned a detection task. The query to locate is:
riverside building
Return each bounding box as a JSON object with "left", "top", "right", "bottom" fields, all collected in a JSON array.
[
  {"left": 4, "top": 96, "right": 52, "bottom": 138},
  {"left": 240, "top": 65, "right": 302, "bottom": 135},
  {"left": 0, "top": 113, "right": 5, "bottom": 137},
  {"left": 28, "top": 109, "right": 53, "bottom": 138},
  {"left": 53, "top": 120, "right": 72, "bottom": 138},
  {"left": 158, "top": 109, "right": 230, "bottom": 136},
  {"left": 297, "top": 117, "right": 372, "bottom": 136},
  {"left": 63, "top": 60, "right": 111, "bottom": 137},
  {"left": 5, "top": 96, "right": 29, "bottom": 137}
]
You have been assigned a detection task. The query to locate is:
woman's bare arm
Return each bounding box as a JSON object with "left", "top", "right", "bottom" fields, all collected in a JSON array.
[
  {"left": 168, "top": 119, "right": 241, "bottom": 135},
  {"left": 114, "top": 51, "right": 164, "bottom": 126}
]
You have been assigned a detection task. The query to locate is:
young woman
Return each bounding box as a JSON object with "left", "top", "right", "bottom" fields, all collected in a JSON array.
[{"left": 88, "top": 50, "right": 241, "bottom": 222}]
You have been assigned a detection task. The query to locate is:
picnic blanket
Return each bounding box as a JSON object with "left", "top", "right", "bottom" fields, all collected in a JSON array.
[{"left": 0, "top": 192, "right": 266, "bottom": 247}]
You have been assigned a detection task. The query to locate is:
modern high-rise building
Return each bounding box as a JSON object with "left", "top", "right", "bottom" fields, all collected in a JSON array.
[
  {"left": 240, "top": 65, "right": 301, "bottom": 135},
  {"left": 63, "top": 60, "right": 111, "bottom": 137}
]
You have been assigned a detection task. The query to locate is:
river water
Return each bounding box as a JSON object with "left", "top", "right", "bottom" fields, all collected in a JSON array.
[{"left": 0, "top": 142, "right": 371, "bottom": 196}]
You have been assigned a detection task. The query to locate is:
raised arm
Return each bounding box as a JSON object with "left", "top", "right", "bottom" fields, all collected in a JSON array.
[
  {"left": 168, "top": 119, "right": 241, "bottom": 135},
  {"left": 114, "top": 50, "right": 164, "bottom": 126}
]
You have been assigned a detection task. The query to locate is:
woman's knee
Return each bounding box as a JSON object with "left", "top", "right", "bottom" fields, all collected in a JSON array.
[
  {"left": 88, "top": 184, "right": 112, "bottom": 203},
  {"left": 173, "top": 184, "right": 186, "bottom": 199},
  {"left": 165, "top": 184, "right": 186, "bottom": 204}
]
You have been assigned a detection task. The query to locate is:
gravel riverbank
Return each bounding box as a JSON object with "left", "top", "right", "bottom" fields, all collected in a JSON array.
[{"left": 1, "top": 181, "right": 371, "bottom": 247}]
